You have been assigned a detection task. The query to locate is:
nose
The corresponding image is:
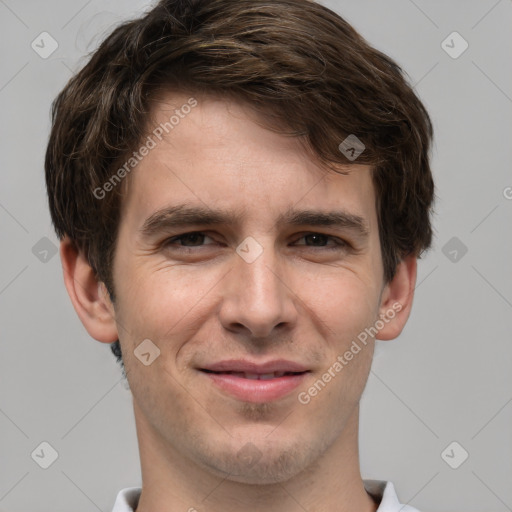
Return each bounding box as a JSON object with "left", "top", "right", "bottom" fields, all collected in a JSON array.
[{"left": 218, "top": 239, "right": 298, "bottom": 339}]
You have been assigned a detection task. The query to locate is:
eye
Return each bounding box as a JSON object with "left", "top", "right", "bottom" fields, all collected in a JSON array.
[
  {"left": 161, "top": 231, "right": 350, "bottom": 253},
  {"left": 294, "top": 233, "right": 349, "bottom": 249},
  {"left": 163, "top": 232, "right": 215, "bottom": 248}
]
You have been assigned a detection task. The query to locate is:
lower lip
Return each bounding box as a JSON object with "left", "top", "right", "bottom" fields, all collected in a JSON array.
[{"left": 201, "top": 371, "right": 308, "bottom": 403}]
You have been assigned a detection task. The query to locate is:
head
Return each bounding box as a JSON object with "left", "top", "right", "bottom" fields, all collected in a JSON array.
[{"left": 46, "top": 0, "right": 434, "bottom": 484}]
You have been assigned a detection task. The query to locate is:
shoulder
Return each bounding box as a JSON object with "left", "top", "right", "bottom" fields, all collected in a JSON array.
[
  {"left": 111, "top": 487, "right": 142, "bottom": 512},
  {"left": 364, "top": 480, "right": 421, "bottom": 512}
]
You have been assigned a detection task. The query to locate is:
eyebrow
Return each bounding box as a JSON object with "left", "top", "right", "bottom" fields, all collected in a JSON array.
[{"left": 139, "top": 204, "right": 369, "bottom": 240}]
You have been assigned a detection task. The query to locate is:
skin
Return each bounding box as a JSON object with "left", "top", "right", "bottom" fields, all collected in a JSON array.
[{"left": 60, "top": 92, "right": 417, "bottom": 512}]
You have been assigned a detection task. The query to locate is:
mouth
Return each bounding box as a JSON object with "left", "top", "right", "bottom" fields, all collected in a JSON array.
[
  {"left": 200, "top": 369, "right": 306, "bottom": 380},
  {"left": 198, "top": 360, "right": 310, "bottom": 403}
]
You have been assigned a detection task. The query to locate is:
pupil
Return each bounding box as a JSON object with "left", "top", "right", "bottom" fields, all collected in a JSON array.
[
  {"left": 307, "top": 234, "right": 326, "bottom": 245},
  {"left": 184, "top": 233, "right": 203, "bottom": 246}
]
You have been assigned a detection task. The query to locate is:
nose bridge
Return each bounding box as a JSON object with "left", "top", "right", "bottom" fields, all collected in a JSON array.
[
  {"left": 220, "top": 236, "right": 296, "bottom": 337},
  {"left": 240, "top": 240, "right": 280, "bottom": 301}
]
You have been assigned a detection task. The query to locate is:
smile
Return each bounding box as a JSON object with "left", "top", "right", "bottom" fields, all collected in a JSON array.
[
  {"left": 198, "top": 361, "right": 310, "bottom": 403},
  {"left": 202, "top": 370, "right": 303, "bottom": 380}
]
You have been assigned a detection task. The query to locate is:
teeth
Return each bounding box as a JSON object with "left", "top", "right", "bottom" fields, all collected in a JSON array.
[
  {"left": 228, "top": 371, "right": 291, "bottom": 380},
  {"left": 207, "top": 370, "right": 302, "bottom": 379}
]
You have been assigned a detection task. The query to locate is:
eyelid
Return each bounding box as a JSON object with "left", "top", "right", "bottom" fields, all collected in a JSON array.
[
  {"left": 293, "top": 232, "right": 349, "bottom": 247},
  {"left": 164, "top": 231, "right": 217, "bottom": 246},
  {"left": 296, "top": 231, "right": 348, "bottom": 243},
  {"left": 163, "top": 231, "right": 350, "bottom": 250}
]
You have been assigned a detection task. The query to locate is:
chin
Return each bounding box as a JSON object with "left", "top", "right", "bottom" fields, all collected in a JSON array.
[{"left": 198, "top": 440, "right": 314, "bottom": 485}]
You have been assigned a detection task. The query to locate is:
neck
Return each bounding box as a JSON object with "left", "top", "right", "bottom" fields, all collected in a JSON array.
[{"left": 133, "top": 401, "right": 377, "bottom": 512}]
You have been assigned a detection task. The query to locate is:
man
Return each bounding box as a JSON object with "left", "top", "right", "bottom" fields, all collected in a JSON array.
[{"left": 45, "top": 0, "right": 434, "bottom": 510}]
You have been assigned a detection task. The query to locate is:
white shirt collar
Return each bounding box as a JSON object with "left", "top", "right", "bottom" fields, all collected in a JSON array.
[
  {"left": 364, "top": 480, "right": 420, "bottom": 512},
  {"left": 111, "top": 480, "right": 420, "bottom": 511}
]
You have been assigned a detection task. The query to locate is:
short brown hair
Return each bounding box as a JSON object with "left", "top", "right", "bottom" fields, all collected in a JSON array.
[{"left": 45, "top": 0, "right": 435, "bottom": 368}]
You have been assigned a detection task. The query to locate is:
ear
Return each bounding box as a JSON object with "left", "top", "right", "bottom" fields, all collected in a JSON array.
[
  {"left": 59, "top": 236, "right": 119, "bottom": 343},
  {"left": 375, "top": 254, "right": 417, "bottom": 341}
]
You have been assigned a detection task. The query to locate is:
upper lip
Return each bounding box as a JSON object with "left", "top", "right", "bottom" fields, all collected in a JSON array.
[{"left": 199, "top": 359, "right": 310, "bottom": 374}]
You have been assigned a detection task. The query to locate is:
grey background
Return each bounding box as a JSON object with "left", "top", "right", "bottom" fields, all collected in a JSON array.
[{"left": 0, "top": 0, "right": 511, "bottom": 510}]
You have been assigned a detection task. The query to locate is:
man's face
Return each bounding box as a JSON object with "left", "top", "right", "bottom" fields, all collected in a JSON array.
[{"left": 111, "top": 92, "right": 388, "bottom": 484}]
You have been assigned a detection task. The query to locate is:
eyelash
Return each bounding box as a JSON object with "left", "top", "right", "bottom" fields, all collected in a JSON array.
[{"left": 162, "top": 231, "right": 349, "bottom": 251}]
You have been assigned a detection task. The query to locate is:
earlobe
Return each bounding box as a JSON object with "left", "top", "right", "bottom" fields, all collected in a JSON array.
[
  {"left": 376, "top": 254, "right": 417, "bottom": 341},
  {"left": 59, "top": 236, "right": 119, "bottom": 344}
]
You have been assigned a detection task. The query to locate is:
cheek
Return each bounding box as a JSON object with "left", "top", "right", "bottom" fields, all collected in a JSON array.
[
  {"left": 299, "top": 271, "right": 379, "bottom": 401},
  {"left": 113, "top": 263, "right": 224, "bottom": 351},
  {"left": 300, "top": 270, "right": 381, "bottom": 341}
]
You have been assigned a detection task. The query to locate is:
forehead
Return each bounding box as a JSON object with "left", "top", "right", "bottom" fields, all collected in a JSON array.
[{"left": 120, "top": 91, "right": 377, "bottom": 232}]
